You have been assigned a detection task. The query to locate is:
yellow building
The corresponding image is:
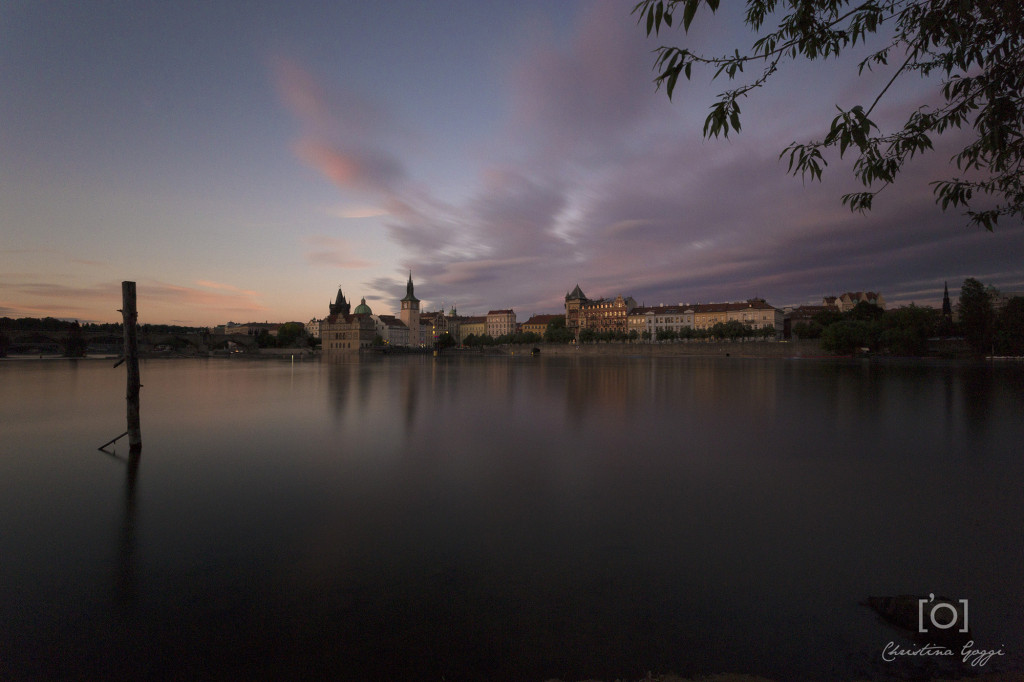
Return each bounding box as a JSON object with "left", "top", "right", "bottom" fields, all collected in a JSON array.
[
  {"left": 521, "top": 314, "right": 559, "bottom": 337},
  {"left": 458, "top": 316, "right": 486, "bottom": 343}
]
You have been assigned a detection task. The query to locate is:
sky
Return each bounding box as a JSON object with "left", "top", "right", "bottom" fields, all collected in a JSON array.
[{"left": 2, "top": 1, "right": 1022, "bottom": 326}]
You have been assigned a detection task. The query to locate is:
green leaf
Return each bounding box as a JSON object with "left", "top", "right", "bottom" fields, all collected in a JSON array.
[{"left": 682, "top": 0, "right": 698, "bottom": 32}]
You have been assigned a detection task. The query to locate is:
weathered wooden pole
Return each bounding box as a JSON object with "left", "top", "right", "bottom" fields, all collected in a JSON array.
[{"left": 122, "top": 281, "right": 142, "bottom": 455}]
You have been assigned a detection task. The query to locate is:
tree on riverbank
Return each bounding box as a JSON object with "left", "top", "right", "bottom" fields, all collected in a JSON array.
[
  {"left": 62, "top": 321, "right": 88, "bottom": 358},
  {"left": 543, "top": 316, "right": 574, "bottom": 343},
  {"left": 959, "top": 277, "right": 995, "bottom": 355},
  {"left": 808, "top": 277, "right": 1021, "bottom": 357},
  {"left": 817, "top": 302, "right": 941, "bottom": 356},
  {"left": 996, "top": 297, "right": 1024, "bottom": 356}
]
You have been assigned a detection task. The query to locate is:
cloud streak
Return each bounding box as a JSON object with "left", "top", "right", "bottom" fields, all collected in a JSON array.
[
  {"left": 0, "top": 278, "right": 268, "bottom": 325},
  {"left": 278, "top": 1, "right": 1023, "bottom": 317}
]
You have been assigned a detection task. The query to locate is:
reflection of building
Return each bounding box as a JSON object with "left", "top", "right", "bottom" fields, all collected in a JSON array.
[
  {"left": 322, "top": 290, "right": 376, "bottom": 357},
  {"left": 824, "top": 291, "right": 886, "bottom": 312}
]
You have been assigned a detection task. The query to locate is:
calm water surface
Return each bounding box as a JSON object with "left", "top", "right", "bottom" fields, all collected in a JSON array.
[{"left": 1, "top": 355, "right": 1022, "bottom": 681}]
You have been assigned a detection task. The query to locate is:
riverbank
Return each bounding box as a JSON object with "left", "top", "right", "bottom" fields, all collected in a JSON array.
[{"left": 505, "top": 339, "right": 829, "bottom": 358}]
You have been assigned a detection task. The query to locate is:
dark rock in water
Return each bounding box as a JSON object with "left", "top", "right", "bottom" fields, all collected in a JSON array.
[{"left": 864, "top": 594, "right": 971, "bottom": 645}]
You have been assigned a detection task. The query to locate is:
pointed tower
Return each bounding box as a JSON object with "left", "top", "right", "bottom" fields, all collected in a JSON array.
[
  {"left": 564, "top": 284, "right": 588, "bottom": 339},
  {"left": 329, "top": 289, "right": 350, "bottom": 317},
  {"left": 942, "top": 281, "right": 952, "bottom": 319},
  {"left": 399, "top": 272, "right": 421, "bottom": 345}
]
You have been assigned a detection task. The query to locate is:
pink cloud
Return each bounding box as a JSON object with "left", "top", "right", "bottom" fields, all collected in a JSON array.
[
  {"left": 0, "top": 279, "right": 268, "bottom": 325},
  {"left": 294, "top": 140, "right": 404, "bottom": 193},
  {"left": 303, "top": 235, "right": 375, "bottom": 269}
]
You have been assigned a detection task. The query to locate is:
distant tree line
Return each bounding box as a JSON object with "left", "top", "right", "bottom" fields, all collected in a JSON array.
[
  {"left": 462, "top": 331, "right": 545, "bottom": 347},
  {"left": 0, "top": 317, "right": 321, "bottom": 355},
  {"left": 252, "top": 322, "right": 318, "bottom": 350},
  {"left": 792, "top": 278, "right": 1023, "bottom": 357},
  {"left": 0, "top": 317, "right": 208, "bottom": 335}
]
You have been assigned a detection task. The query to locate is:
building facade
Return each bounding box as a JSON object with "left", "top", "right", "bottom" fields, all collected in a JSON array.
[
  {"left": 322, "top": 290, "right": 376, "bottom": 358},
  {"left": 628, "top": 305, "right": 695, "bottom": 338},
  {"left": 824, "top": 291, "right": 886, "bottom": 312},
  {"left": 521, "top": 314, "right": 559, "bottom": 337},
  {"left": 564, "top": 284, "right": 588, "bottom": 338},
  {"left": 374, "top": 314, "right": 409, "bottom": 347},
  {"left": 579, "top": 294, "right": 637, "bottom": 335},
  {"left": 458, "top": 316, "right": 486, "bottom": 343},
  {"left": 690, "top": 300, "right": 782, "bottom": 334},
  {"left": 486, "top": 310, "right": 516, "bottom": 338},
  {"left": 725, "top": 298, "right": 783, "bottom": 332}
]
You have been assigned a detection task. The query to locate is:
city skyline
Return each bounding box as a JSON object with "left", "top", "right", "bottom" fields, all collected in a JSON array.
[{"left": 3, "top": 1, "right": 1023, "bottom": 326}]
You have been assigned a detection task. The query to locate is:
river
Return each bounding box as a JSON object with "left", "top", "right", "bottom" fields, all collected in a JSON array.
[{"left": 1, "top": 355, "right": 1022, "bottom": 681}]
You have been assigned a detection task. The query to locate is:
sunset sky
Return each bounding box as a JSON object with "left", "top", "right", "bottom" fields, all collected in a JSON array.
[{"left": 3, "top": 1, "right": 1022, "bottom": 326}]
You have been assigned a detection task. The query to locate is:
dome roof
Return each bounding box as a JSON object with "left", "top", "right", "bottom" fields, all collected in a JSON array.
[{"left": 353, "top": 297, "right": 372, "bottom": 315}]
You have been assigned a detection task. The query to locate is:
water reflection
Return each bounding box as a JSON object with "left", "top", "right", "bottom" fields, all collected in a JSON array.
[
  {"left": 2, "top": 357, "right": 1022, "bottom": 681},
  {"left": 115, "top": 453, "right": 140, "bottom": 606}
]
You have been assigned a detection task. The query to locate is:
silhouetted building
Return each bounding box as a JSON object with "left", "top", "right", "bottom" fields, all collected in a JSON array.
[
  {"left": 323, "top": 289, "right": 376, "bottom": 357},
  {"left": 824, "top": 291, "right": 886, "bottom": 311},
  {"left": 399, "top": 273, "right": 423, "bottom": 346}
]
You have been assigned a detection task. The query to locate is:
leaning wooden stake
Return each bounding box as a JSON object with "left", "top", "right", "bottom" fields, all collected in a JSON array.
[{"left": 122, "top": 281, "right": 142, "bottom": 455}]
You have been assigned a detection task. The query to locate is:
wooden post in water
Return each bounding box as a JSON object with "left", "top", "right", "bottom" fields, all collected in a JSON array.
[{"left": 122, "top": 281, "right": 142, "bottom": 455}]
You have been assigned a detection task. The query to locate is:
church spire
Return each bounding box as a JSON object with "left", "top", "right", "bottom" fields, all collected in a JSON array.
[
  {"left": 942, "top": 281, "right": 952, "bottom": 318},
  {"left": 329, "top": 288, "right": 350, "bottom": 317},
  {"left": 401, "top": 271, "right": 419, "bottom": 303}
]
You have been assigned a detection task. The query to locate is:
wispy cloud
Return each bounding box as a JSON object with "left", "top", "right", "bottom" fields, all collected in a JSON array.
[
  {"left": 274, "top": 58, "right": 408, "bottom": 196},
  {"left": 275, "top": 1, "right": 1024, "bottom": 316},
  {"left": 302, "top": 235, "right": 375, "bottom": 269},
  {"left": 196, "top": 280, "right": 261, "bottom": 297},
  {"left": 327, "top": 205, "right": 389, "bottom": 220},
  {"left": 0, "top": 278, "right": 268, "bottom": 325}
]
